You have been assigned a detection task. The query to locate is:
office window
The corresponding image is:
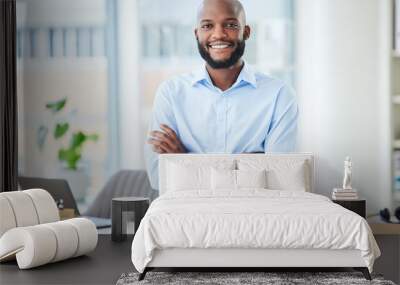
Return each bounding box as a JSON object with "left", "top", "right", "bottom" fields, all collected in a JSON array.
[{"left": 16, "top": 0, "right": 115, "bottom": 209}]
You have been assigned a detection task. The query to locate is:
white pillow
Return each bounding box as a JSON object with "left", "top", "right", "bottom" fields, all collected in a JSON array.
[
  {"left": 211, "top": 168, "right": 236, "bottom": 189},
  {"left": 237, "top": 169, "right": 267, "bottom": 188},
  {"left": 267, "top": 165, "right": 306, "bottom": 191},
  {"left": 167, "top": 162, "right": 209, "bottom": 191},
  {"left": 166, "top": 160, "right": 235, "bottom": 191},
  {"left": 238, "top": 158, "right": 309, "bottom": 191},
  {"left": 211, "top": 169, "right": 267, "bottom": 190}
]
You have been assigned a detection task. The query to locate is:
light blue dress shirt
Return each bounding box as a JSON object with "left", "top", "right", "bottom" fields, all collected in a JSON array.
[{"left": 145, "top": 62, "right": 298, "bottom": 190}]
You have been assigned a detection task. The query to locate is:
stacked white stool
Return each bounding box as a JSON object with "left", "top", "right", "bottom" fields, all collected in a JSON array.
[{"left": 0, "top": 189, "right": 97, "bottom": 269}]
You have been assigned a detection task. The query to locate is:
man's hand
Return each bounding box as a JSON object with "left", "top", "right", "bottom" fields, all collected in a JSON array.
[{"left": 147, "top": 124, "right": 187, "bottom": 154}]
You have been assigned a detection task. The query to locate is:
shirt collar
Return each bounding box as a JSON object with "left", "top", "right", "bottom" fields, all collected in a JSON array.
[
  {"left": 191, "top": 64, "right": 213, "bottom": 86},
  {"left": 235, "top": 61, "right": 257, "bottom": 88},
  {"left": 191, "top": 60, "right": 257, "bottom": 88}
]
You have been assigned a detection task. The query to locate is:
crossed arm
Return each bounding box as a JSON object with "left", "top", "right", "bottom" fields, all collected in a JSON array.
[{"left": 147, "top": 124, "right": 186, "bottom": 154}]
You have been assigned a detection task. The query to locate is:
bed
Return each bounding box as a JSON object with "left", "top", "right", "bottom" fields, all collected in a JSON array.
[{"left": 131, "top": 153, "right": 380, "bottom": 280}]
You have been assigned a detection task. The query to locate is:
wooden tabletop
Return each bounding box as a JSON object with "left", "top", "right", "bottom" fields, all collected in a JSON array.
[{"left": 367, "top": 215, "right": 400, "bottom": 235}]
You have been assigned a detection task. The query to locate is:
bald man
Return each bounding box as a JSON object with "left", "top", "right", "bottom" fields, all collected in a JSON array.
[{"left": 146, "top": 0, "right": 298, "bottom": 190}]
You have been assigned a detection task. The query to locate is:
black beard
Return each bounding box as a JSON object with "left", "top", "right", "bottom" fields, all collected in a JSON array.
[{"left": 196, "top": 39, "right": 245, "bottom": 69}]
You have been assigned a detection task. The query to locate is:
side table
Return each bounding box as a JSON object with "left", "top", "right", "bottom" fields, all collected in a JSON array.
[
  {"left": 111, "top": 197, "right": 149, "bottom": 242},
  {"left": 332, "top": 199, "right": 366, "bottom": 218}
]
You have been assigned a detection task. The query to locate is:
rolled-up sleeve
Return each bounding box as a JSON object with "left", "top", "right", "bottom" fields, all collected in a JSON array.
[
  {"left": 144, "top": 82, "right": 177, "bottom": 191},
  {"left": 264, "top": 85, "right": 298, "bottom": 152}
]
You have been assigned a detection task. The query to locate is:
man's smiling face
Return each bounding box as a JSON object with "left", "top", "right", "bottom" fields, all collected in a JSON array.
[{"left": 195, "top": 0, "right": 250, "bottom": 69}]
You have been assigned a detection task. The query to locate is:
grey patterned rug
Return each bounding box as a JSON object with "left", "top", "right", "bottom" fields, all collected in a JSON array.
[{"left": 116, "top": 272, "right": 396, "bottom": 285}]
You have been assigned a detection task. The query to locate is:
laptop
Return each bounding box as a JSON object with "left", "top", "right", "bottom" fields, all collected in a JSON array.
[{"left": 18, "top": 176, "right": 111, "bottom": 229}]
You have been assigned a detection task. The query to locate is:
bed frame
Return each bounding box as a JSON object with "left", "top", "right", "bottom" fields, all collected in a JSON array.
[
  {"left": 140, "top": 248, "right": 370, "bottom": 280},
  {"left": 138, "top": 154, "right": 372, "bottom": 281}
]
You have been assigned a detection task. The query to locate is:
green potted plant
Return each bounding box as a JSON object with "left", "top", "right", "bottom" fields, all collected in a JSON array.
[{"left": 38, "top": 97, "right": 99, "bottom": 201}]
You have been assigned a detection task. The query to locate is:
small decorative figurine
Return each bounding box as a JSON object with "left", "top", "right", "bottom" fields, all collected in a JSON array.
[{"left": 342, "top": 156, "right": 352, "bottom": 190}]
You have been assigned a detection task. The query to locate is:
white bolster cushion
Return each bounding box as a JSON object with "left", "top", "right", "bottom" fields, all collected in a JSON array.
[
  {"left": 0, "top": 196, "right": 17, "bottom": 237},
  {"left": 0, "top": 191, "right": 39, "bottom": 227},
  {"left": 42, "top": 222, "right": 79, "bottom": 262},
  {"left": 24, "top": 189, "right": 60, "bottom": 224},
  {"left": 64, "top": 218, "right": 98, "bottom": 257},
  {"left": 0, "top": 189, "right": 59, "bottom": 239},
  {"left": 0, "top": 226, "right": 57, "bottom": 269},
  {"left": 0, "top": 218, "right": 98, "bottom": 269}
]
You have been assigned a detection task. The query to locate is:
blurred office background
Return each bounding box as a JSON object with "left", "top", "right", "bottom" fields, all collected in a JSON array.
[{"left": 16, "top": 0, "right": 399, "bottom": 214}]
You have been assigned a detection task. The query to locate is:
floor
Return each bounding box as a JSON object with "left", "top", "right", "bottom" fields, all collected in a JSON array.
[
  {"left": 0, "top": 234, "right": 133, "bottom": 285},
  {"left": 1, "top": 233, "right": 398, "bottom": 285}
]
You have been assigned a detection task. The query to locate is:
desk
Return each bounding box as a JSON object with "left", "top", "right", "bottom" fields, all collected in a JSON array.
[
  {"left": 368, "top": 215, "right": 400, "bottom": 284},
  {"left": 0, "top": 234, "right": 132, "bottom": 285}
]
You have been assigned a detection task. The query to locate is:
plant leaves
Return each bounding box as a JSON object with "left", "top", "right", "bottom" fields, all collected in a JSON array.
[
  {"left": 70, "top": 132, "right": 86, "bottom": 149},
  {"left": 46, "top": 98, "right": 67, "bottom": 113},
  {"left": 58, "top": 148, "right": 81, "bottom": 170},
  {"left": 86, "top": 134, "right": 99, "bottom": 142},
  {"left": 58, "top": 131, "right": 99, "bottom": 170},
  {"left": 37, "top": 125, "right": 48, "bottom": 150},
  {"left": 54, "top": 123, "right": 69, "bottom": 139},
  {"left": 70, "top": 132, "right": 99, "bottom": 149}
]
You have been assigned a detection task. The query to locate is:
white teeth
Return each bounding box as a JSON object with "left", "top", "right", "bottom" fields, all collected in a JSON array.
[{"left": 210, "top": 44, "right": 229, "bottom": 49}]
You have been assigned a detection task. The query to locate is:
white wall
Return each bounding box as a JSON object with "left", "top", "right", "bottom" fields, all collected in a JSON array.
[
  {"left": 117, "top": 0, "right": 143, "bottom": 169},
  {"left": 296, "top": 0, "right": 392, "bottom": 214}
]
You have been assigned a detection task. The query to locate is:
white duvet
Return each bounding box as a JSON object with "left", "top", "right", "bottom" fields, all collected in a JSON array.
[{"left": 131, "top": 190, "right": 380, "bottom": 273}]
